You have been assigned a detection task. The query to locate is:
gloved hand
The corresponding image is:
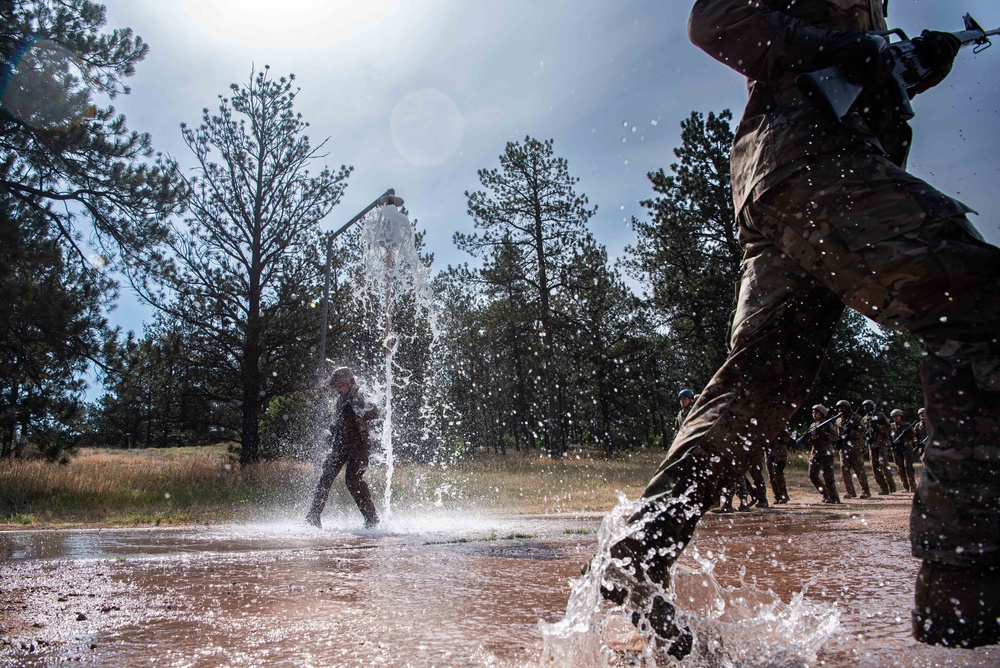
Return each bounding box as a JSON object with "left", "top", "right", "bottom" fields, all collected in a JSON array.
[
  {"left": 914, "top": 29, "right": 961, "bottom": 77},
  {"left": 819, "top": 31, "right": 894, "bottom": 87},
  {"left": 915, "top": 30, "right": 961, "bottom": 68}
]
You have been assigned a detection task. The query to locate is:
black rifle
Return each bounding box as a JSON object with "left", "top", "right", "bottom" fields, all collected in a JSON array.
[
  {"left": 797, "top": 13, "right": 999, "bottom": 123},
  {"left": 795, "top": 413, "right": 839, "bottom": 445},
  {"left": 891, "top": 420, "right": 914, "bottom": 446}
]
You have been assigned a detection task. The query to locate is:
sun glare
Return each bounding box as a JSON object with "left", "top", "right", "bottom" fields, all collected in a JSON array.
[{"left": 176, "top": 0, "right": 398, "bottom": 50}]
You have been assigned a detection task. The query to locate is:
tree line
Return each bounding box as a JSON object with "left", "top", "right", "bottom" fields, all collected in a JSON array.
[{"left": 0, "top": 1, "right": 923, "bottom": 464}]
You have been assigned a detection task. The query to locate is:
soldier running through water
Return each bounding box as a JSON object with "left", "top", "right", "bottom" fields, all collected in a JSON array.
[
  {"left": 593, "top": 0, "right": 1000, "bottom": 657},
  {"left": 890, "top": 408, "right": 918, "bottom": 493},
  {"left": 306, "top": 367, "right": 380, "bottom": 529}
]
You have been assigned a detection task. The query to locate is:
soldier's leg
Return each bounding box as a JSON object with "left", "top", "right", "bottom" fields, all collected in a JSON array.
[
  {"left": 821, "top": 456, "right": 840, "bottom": 503},
  {"left": 881, "top": 446, "right": 898, "bottom": 493},
  {"left": 901, "top": 448, "right": 916, "bottom": 492},
  {"left": 775, "top": 454, "right": 789, "bottom": 502},
  {"left": 748, "top": 454, "right": 768, "bottom": 507},
  {"left": 307, "top": 447, "right": 347, "bottom": 526},
  {"left": 752, "top": 149, "right": 1000, "bottom": 646},
  {"left": 808, "top": 455, "right": 825, "bottom": 499},
  {"left": 345, "top": 451, "right": 379, "bottom": 527},
  {"left": 840, "top": 451, "right": 857, "bottom": 498},
  {"left": 606, "top": 231, "right": 844, "bottom": 601},
  {"left": 869, "top": 445, "right": 890, "bottom": 494},
  {"left": 851, "top": 448, "right": 871, "bottom": 497}
]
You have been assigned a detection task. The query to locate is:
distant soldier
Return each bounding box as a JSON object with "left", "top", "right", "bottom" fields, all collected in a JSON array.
[
  {"left": 835, "top": 400, "right": 871, "bottom": 499},
  {"left": 861, "top": 399, "right": 897, "bottom": 495},
  {"left": 675, "top": 389, "right": 695, "bottom": 432},
  {"left": 913, "top": 407, "right": 930, "bottom": 459},
  {"left": 804, "top": 404, "right": 840, "bottom": 504},
  {"left": 891, "top": 409, "right": 918, "bottom": 493},
  {"left": 765, "top": 426, "right": 791, "bottom": 504}
]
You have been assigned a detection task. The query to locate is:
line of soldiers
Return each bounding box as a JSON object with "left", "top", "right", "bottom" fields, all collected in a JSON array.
[
  {"left": 676, "top": 390, "right": 930, "bottom": 508},
  {"left": 792, "top": 399, "right": 928, "bottom": 504}
]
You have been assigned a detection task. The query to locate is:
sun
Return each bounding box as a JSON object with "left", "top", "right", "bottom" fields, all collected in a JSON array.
[{"left": 176, "top": 0, "right": 397, "bottom": 51}]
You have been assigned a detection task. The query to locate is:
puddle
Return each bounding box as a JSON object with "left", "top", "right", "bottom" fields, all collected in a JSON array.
[{"left": 2, "top": 508, "right": 998, "bottom": 666}]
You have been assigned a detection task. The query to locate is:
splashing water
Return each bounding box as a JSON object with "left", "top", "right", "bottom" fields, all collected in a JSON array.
[
  {"left": 539, "top": 493, "right": 841, "bottom": 667},
  {"left": 357, "top": 204, "right": 437, "bottom": 519}
]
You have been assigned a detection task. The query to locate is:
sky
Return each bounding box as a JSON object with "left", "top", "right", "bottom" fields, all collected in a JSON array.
[{"left": 97, "top": 0, "right": 1000, "bottom": 336}]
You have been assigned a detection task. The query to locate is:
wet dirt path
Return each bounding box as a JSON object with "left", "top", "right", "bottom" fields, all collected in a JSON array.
[{"left": 2, "top": 500, "right": 998, "bottom": 667}]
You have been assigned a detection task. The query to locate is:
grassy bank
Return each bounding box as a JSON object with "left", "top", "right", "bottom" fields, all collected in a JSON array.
[{"left": 0, "top": 446, "right": 814, "bottom": 528}]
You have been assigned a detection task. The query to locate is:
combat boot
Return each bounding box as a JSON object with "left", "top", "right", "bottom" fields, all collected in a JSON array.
[{"left": 913, "top": 561, "right": 1000, "bottom": 648}]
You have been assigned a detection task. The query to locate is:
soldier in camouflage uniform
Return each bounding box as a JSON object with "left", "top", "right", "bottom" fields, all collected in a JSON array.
[
  {"left": 890, "top": 408, "right": 918, "bottom": 493},
  {"left": 835, "top": 400, "right": 871, "bottom": 499},
  {"left": 765, "top": 426, "right": 790, "bottom": 504},
  {"left": 913, "top": 407, "right": 930, "bottom": 459},
  {"left": 595, "top": 0, "right": 1000, "bottom": 654},
  {"left": 675, "top": 389, "right": 695, "bottom": 432},
  {"left": 804, "top": 404, "right": 841, "bottom": 503},
  {"left": 862, "top": 399, "right": 897, "bottom": 495}
]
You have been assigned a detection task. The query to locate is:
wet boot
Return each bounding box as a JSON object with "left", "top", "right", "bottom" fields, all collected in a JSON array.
[
  {"left": 631, "top": 594, "right": 694, "bottom": 660},
  {"left": 913, "top": 561, "right": 1000, "bottom": 648}
]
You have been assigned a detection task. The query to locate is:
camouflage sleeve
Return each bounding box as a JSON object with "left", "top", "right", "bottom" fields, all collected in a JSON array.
[{"left": 689, "top": 0, "right": 831, "bottom": 83}]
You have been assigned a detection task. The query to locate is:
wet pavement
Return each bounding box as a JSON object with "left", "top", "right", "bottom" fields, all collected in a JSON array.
[{"left": 2, "top": 503, "right": 999, "bottom": 667}]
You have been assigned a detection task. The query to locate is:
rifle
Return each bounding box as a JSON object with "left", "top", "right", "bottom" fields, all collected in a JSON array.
[
  {"left": 795, "top": 413, "right": 839, "bottom": 445},
  {"left": 797, "top": 13, "right": 1000, "bottom": 123},
  {"left": 891, "top": 420, "right": 915, "bottom": 446}
]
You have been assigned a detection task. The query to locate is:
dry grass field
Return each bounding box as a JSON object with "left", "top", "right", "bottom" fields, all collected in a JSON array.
[{"left": 0, "top": 445, "right": 818, "bottom": 528}]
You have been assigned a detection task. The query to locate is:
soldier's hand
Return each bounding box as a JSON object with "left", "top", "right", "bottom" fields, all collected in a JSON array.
[{"left": 911, "top": 30, "right": 961, "bottom": 91}]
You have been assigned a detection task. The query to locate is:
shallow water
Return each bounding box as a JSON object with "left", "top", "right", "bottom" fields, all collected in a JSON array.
[{"left": 2, "top": 505, "right": 998, "bottom": 667}]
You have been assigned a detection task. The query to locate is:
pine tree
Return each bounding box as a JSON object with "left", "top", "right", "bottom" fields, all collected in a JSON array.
[
  {"left": 458, "top": 137, "right": 595, "bottom": 455},
  {"left": 625, "top": 110, "right": 740, "bottom": 388},
  {"left": 138, "top": 67, "right": 351, "bottom": 465}
]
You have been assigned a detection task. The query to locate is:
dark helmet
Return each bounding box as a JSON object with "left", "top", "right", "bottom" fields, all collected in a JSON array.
[
  {"left": 812, "top": 403, "right": 829, "bottom": 417},
  {"left": 862, "top": 399, "right": 876, "bottom": 411},
  {"left": 678, "top": 389, "right": 695, "bottom": 400},
  {"left": 836, "top": 400, "right": 851, "bottom": 409}
]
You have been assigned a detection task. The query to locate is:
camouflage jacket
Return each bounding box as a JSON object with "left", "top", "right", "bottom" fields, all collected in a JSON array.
[
  {"left": 675, "top": 404, "right": 693, "bottom": 431},
  {"left": 689, "top": 0, "right": 907, "bottom": 212},
  {"left": 892, "top": 420, "right": 915, "bottom": 449},
  {"left": 914, "top": 420, "right": 930, "bottom": 448},
  {"left": 836, "top": 412, "right": 865, "bottom": 450},
  {"left": 861, "top": 411, "right": 891, "bottom": 448},
  {"left": 807, "top": 418, "right": 840, "bottom": 458},
  {"left": 767, "top": 428, "right": 791, "bottom": 459}
]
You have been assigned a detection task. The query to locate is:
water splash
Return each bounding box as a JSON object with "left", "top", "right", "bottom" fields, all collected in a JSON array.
[
  {"left": 357, "top": 204, "right": 438, "bottom": 518},
  {"left": 540, "top": 493, "right": 841, "bottom": 667}
]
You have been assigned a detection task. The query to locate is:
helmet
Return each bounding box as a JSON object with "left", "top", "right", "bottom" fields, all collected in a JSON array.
[
  {"left": 812, "top": 404, "right": 829, "bottom": 417},
  {"left": 890, "top": 408, "right": 903, "bottom": 417},
  {"left": 678, "top": 389, "right": 695, "bottom": 400},
  {"left": 862, "top": 399, "right": 875, "bottom": 410},
  {"left": 918, "top": 407, "right": 927, "bottom": 416},
  {"left": 836, "top": 400, "right": 851, "bottom": 409}
]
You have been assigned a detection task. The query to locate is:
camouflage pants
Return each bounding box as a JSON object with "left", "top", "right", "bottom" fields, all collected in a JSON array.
[
  {"left": 611, "top": 147, "right": 1000, "bottom": 591},
  {"left": 870, "top": 443, "right": 897, "bottom": 494},
  {"left": 893, "top": 445, "right": 917, "bottom": 492},
  {"left": 839, "top": 445, "right": 870, "bottom": 497},
  {"left": 808, "top": 453, "right": 839, "bottom": 502}
]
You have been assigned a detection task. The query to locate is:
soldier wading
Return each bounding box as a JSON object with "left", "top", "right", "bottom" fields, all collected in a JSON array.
[{"left": 592, "top": 0, "right": 1000, "bottom": 657}]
